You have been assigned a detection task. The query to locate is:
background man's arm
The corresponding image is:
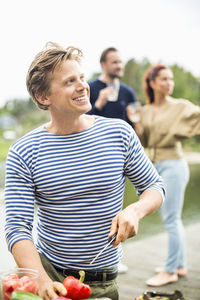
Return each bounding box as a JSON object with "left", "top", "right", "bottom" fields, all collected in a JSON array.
[{"left": 94, "top": 86, "right": 115, "bottom": 110}]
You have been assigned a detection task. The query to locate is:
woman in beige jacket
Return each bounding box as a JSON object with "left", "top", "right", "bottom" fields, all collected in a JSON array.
[{"left": 128, "top": 64, "right": 200, "bottom": 286}]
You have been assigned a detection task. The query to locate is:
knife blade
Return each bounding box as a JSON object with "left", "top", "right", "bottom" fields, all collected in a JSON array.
[{"left": 90, "top": 233, "right": 117, "bottom": 265}]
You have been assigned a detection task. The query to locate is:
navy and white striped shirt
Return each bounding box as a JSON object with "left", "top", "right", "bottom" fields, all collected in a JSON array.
[{"left": 5, "top": 116, "right": 164, "bottom": 270}]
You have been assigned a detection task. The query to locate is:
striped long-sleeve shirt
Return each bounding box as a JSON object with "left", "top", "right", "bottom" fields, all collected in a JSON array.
[{"left": 5, "top": 116, "right": 164, "bottom": 270}]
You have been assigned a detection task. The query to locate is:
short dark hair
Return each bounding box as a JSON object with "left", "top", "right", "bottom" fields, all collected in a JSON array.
[{"left": 100, "top": 47, "right": 118, "bottom": 63}]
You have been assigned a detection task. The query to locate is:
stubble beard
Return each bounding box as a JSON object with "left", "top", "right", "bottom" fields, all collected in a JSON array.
[
  {"left": 108, "top": 69, "right": 123, "bottom": 80},
  {"left": 108, "top": 73, "right": 121, "bottom": 80}
]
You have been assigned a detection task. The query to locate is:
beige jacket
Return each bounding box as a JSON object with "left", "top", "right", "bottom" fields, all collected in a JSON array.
[{"left": 138, "top": 97, "right": 200, "bottom": 162}]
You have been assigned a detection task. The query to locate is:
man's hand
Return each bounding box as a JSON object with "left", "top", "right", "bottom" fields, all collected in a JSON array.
[
  {"left": 109, "top": 204, "right": 140, "bottom": 248},
  {"left": 38, "top": 280, "right": 67, "bottom": 300},
  {"left": 95, "top": 86, "right": 115, "bottom": 110},
  {"left": 11, "top": 240, "right": 67, "bottom": 300},
  {"left": 109, "top": 189, "right": 163, "bottom": 247}
]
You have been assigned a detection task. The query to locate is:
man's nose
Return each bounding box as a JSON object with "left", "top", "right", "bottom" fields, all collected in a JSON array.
[{"left": 77, "top": 80, "right": 87, "bottom": 90}]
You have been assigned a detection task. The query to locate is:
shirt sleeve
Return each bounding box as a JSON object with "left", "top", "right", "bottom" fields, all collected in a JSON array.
[
  {"left": 124, "top": 129, "right": 165, "bottom": 201},
  {"left": 173, "top": 100, "right": 200, "bottom": 138},
  {"left": 4, "top": 147, "right": 35, "bottom": 251}
]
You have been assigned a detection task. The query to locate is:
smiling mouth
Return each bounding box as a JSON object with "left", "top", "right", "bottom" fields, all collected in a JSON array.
[{"left": 72, "top": 96, "right": 89, "bottom": 102}]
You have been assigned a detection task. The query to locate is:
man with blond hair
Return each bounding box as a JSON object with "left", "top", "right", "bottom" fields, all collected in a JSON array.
[{"left": 5, "top": 42, "right": 165, "bottom": 300}]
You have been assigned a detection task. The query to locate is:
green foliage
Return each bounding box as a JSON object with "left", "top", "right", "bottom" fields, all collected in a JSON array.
[
  {"left": 88, "top": 72, "right": 101, "bottom": 81},
  {"left": 183, "top": 136, "right": 200, "bottom": 152},
  {"left": 4, "top": 98, "right": 37, "bottom": 118},
  {"left": 20, "top": 109, "right": 50, "bottom": 133},
  {"left": 121, "top": 57, "right": 151, "bottom": 104},
  {"left": 1, "top": 98, "right": 50, "bottom": 137},
  {"left": 171, "top": 65, "right": 200, "bottom": 105},
  {"left": 0, "top": 140, "right": 12, "bottom": 161}
]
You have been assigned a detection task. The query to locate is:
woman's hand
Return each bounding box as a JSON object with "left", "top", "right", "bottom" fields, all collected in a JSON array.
[
  {"left": 126, "top": 104, "right": 144, "bottom": 136},
  {"left": 126, "top": 103, "right": 141, "bottom": 123}
]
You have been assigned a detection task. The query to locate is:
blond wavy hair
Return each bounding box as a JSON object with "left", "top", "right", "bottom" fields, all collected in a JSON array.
[{"left": 26, "top": 42, "right": 83, "bottom": 110}]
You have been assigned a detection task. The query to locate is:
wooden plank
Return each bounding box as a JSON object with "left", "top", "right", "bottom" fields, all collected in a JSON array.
[{"left": 117, "top": 222, "right": 200, "bottom": 300}]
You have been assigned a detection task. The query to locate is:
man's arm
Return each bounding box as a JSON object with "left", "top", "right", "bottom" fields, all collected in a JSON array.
[
  {"left": 109, "top": 188, "right": 162, "bottom": 247},
  {"left": 93, "top": 86, "right": 115, "bottom": 110},
  {"left": 12, "top": 240, "right": 67, "bottom": 300},
  {"left": 5, "top": 148, "right": 66, "bottom": 299},
  {"left": 109, "top": 124, "right": 165, "bottom": 246}
]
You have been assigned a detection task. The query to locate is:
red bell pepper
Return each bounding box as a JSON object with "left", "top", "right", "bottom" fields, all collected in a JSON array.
[{"left": 62, "top": 270, "right": 91, "bottom": 300}]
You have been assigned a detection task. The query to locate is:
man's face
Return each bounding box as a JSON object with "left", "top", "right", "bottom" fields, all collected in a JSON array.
[
  {"left": 102, "top": 51, "right": 124, "bottom": 79},
  {"left": 45, "top": 59, "right": 91, "bottom": 117}
]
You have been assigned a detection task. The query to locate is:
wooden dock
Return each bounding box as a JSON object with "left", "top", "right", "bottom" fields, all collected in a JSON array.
[{"left": 117, "top": 222, "right": 200, "bottom": 300}]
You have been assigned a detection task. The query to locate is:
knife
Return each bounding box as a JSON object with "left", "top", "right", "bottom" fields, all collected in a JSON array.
[{"left": 90, "top": 233, "right": 117, "bottom": 265}]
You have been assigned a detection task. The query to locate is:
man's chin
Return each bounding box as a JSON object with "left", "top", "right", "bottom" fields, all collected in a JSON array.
[
  {"left": 86, "top": 103, "right": 92, "bottom": 113},
  {"left": 110, "top": 74, "right": 121, "bottom": 79}
]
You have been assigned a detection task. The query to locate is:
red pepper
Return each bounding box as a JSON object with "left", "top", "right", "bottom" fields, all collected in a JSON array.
[{"left": 62, "top": 271, "right": 91, "bottom": 300}]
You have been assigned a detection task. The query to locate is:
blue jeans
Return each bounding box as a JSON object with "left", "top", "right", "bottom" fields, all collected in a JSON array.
[{"left": 154, "top": 159, "right": 189, "bottom": 274}]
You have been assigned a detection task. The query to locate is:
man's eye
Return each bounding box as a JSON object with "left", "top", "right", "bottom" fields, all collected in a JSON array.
[{"left": 66, "top": 79, "right": 74, "bottom": 84}]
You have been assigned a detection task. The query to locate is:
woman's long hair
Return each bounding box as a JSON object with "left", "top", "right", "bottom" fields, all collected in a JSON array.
[{"left": 143, "top": 64, "right": 167, "bottom": 104}]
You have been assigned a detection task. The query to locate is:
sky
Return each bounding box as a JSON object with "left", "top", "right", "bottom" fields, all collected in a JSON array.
[{"left": 0, "top": 0, "right": 200, "bottom": 107}]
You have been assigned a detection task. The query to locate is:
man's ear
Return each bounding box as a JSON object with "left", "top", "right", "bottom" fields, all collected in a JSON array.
[
  {"left": 101, "top": 62, "right": 105, "bottom": 71},
  {"left": 35, "top": 94, "right": 51, "bottom": 107}
]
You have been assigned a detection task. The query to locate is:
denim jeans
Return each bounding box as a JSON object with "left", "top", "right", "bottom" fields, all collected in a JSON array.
[{"left": 154, "top": 159, "right": 189, "bottom": 274}]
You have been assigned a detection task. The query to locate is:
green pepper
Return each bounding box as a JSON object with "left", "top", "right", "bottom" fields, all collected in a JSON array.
[{"left": 10, "top": 291, "right": 43, "bottom": 300}]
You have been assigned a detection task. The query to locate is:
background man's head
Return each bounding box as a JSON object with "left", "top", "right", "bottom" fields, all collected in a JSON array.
[{"left": 100, "top": 47, "right": 124, "bottom": 79}]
